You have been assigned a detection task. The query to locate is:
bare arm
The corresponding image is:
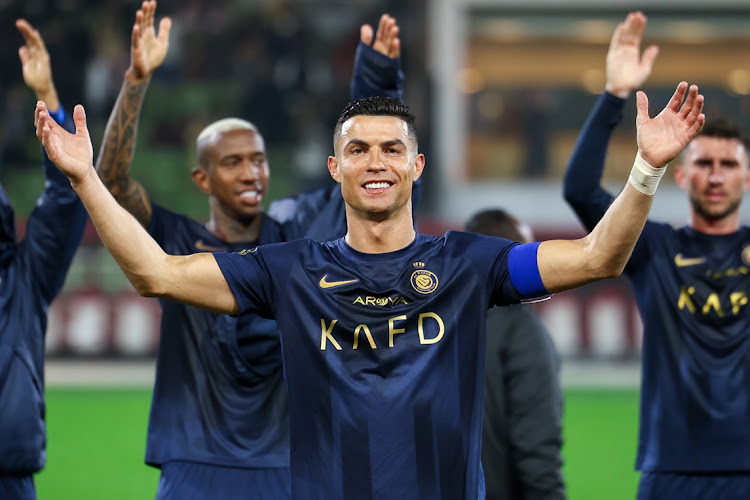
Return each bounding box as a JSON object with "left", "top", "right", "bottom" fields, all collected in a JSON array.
[
  {"left": 36, "top": 102, "right": 238, "bottom": 314},
  {"left": 95, "top": 0, "right": 171, "bottom": 227},
  {"left": 540, "top": 82, "right": 704, "bottom": 293}
]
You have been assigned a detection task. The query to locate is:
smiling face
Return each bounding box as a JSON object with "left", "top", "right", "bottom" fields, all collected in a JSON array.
[
  {"left": 193, "top": 128, "right": 270, "bottom": 224},
  {"left": 675, "top": 135, "right": 750, "bottom": 230},
  {"left": 328, "top": 115, "right": 424, "bottom": 220}
]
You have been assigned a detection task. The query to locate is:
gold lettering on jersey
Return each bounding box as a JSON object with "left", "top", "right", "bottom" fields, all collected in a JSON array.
[
  {"left": 319, "top": 313, "right": 446, "bottom": 350},
  {"left": 731, "top": 292, "right": 748, "bottom": 315},
  {"left": 701, "top": 293, "right": 724, "bottom": 317},
  {"left": 677, "top": 286, "right": 697, "bottom": 313},
  {"left": 238, "top": 247, "right": 258, "bottom": 255},
  {"left": 411, "top": 270, "right": 438, "bottom": 294},
  {"left": 677, "top": 286, "right": 750, "bottom": 317},
  {"left": 353, "top": 325, "right": 377, "bottom": 349},
  {"left": 389, "top": 315, "right": 407, "bottom": 347},
  {"left": 321, "top": 319, "right": 342, "bottom": 350},
  {"left": 418, "top": 313, "right": 444, "bottom": 344},
  {"left": 353, "top": 296, "right": 408, "bottom": 306},
  {"left": 706, "top": 267, "right": 749, "bottom": 280}
]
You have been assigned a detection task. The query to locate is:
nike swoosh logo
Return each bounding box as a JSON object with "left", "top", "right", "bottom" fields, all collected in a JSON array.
[
  {"left": 195, "top": 240, "right": 228, "bottom": 252},
  {"left": 674, "top": 254, "right": 707, "bottom": 267},
  {"left": 319, "top": 274, "right": 359, "bottom": 289}
]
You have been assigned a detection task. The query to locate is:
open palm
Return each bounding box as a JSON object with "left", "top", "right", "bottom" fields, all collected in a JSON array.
[
  {"left": 636, "top": 82, "right": 705, "bottom": 167},
  {"left": 16, "top": 19, "right": 53, "bottom": 95},
  {"left": 130, "top": 0, "right": 171, "bottom": 79},
  {"left": 36, "top": 103, "right": 94, "bottom": 182}
]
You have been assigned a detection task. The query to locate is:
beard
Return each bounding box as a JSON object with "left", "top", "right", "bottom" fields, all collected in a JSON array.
[{"left": 689, "top": 191, "right": 742, "bottom": 221}]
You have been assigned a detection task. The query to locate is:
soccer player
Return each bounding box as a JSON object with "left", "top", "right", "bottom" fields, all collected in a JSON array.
[
  {"left": 94, "top": 2, "right": 405, "bottom": 498},
  {"left": 0, "top": 20, "right": 86, "bottom": 500},
  {"left": 563, "top": 11, "right": 750, "bottom": 499},
  {"left": 465, "top": 208, "right": 565, "bottom": 499},
  {"left": 36, "top": 79, "right": 702, "bottom": 497}
]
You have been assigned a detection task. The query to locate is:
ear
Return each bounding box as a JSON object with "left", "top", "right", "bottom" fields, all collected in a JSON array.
[
  {"left": 327, "top": 156, "right": 341, "bottom": 183},
  {"left": 192, "top": 167, "right": 211, "bottom": 194},
  {"left": 674, "top": 163, "right": 686, "bottom": 190},
  {"left": 412, "top": 153, "right": 426, "bottom": 182}
]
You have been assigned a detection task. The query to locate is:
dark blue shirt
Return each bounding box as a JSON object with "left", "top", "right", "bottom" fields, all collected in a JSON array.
[
  {"left": 0, "top": 107, "right": 86, "bottom": 474},
  {"left": 144, "top": 41, "right": 404, "bottom": 473},
  {"left": 214, "top": 233, "right": 544, "bottom": 499},
  {"left": 563, "top": 92, "right": 750, "bottom": 472}
]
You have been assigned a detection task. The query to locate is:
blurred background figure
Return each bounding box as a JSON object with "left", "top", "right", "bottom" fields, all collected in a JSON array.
[
  {"left": 564, "top": 11, "right": 750, "bottom": 500},
  {"left": 465, "top": 208, "right": 565, "bottom": 500},
  {"left": 0, "top": 19, "right": 85, "bottom": 500}
]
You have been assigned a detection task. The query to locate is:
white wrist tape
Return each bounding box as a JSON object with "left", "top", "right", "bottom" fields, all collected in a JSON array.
[{"left": 628, "top": 152, "right": 665, "bottom": 196}]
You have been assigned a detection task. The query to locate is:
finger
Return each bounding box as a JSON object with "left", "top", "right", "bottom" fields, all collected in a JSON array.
[
  {"left": 135, "top": 8, "right": 144, "bottom": 31},
  {"left": 157, "top": 17, "right": 172, "bottom": 44},
  {"left": 18, "top": 46, "right": 29, "bottom": 65},
  {"left": 635, "top": 90, "right": 649, "bottom": 127},
  {"left": 640, "top": 45, "right": 659, "bottom": 70},
  {"left": 664, "top": 82, "right": 688, "bottom": 114},
  {"left": 626, "top": 11, "right": 647, "bottom": 40},
  {"left": 132, "top": 23, "right": 141, "bottom": 51},
  {"left": 360, "top": 24, "right": 373, "bottom": 46},
  {"left": 678, "top": 84, "right": 698, "bottom": 119},
  {"left": 73, "top": 104, "right": 88, "bottom": 137},
  {"left": 146, "top": 1, "right": 155, "bottom": 28},
  {"left": 375, "top": 14, "right": 388, "bottom": 46},
  {"left": 382, "top": 16, "right": 395, "bottom": 50},
  {"left": 685, "top": 91, "right": 704, "bottom": 127},
  {"left": 15, "top": 19, "right": 34, "bottom": 44},
  {"left": 390, "top": 36, "right": 401, "bottom": 59}
]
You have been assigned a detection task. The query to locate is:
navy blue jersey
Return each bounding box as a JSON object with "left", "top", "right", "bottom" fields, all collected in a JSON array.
[
  {"left": 145, "top": 205, "right": 289, "bottom": 468},
  {"left": 144, "top": 36, "right": 401, "bottom": 476},
  {"left": 0, "top": 107, "right": 86, "bottom": 474},
  {"left": 564, "top": 92, "right": 750, "bottom": 472},
  {"left": 214, "top": 232, "right": 545, "bottom": 499}
]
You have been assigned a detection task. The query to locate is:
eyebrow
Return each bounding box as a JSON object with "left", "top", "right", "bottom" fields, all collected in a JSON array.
[{"left": 343, "top": 139, "right": 408, "bottom": 149}]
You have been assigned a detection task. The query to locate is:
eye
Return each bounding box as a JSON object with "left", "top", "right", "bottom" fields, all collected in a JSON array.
[{"left": 350, "top": 147, "right": 364, "bottom": 155}]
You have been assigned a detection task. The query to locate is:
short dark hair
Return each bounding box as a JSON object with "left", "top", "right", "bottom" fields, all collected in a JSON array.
[
  {"left": 333, "top": 97, "right": 418, "bottom": 153},
  {"left": 465, "top": 208, "right": 525, "bottom": 242},
  {"left": 699, "top": 118, "right": 750, "bottom": 152}
]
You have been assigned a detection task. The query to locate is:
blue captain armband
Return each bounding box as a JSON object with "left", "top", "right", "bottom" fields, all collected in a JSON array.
[{"left": 508, "top": 242, "right": 548, "bottom": 299}]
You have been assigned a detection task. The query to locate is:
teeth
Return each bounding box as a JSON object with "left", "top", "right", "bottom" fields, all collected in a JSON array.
[
  {"left": 239, "top": 191, "right": 259, "bottom": 199},
  {"left": 365, "top": 182, "right": 390, "bottom": 190}
]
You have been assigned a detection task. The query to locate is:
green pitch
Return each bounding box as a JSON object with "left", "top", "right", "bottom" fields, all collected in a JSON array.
[{"left": 36, "top": 388, "right": 640, "bottom": 499}]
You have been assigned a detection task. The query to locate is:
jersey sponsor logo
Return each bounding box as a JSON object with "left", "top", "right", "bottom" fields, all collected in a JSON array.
[
  {"left": 678, "top": 285, "right": 749, "bottom": 317},
  {"left": 194, "top": 240, "right": 228, "bottom": 252},
  {"left": 238, "top": 247, "right": 258, "bottom": 255},
  {"left": 353, "top": 296, "right": 408, "bottom": 306},
  {"left": 674, "top": 253, "right": 707, "bottom": 267},
  {"left": 411, "top": 269, "right": 438, "bottom": 294},
  {"left": 320, "top": 312, "right": 445, "bottom": 350},
  {"left": 319, "top": 274, "right": 359, "bottom": 289}
]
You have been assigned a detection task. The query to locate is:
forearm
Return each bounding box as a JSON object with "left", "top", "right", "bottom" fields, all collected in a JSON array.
[
  {"left": 563, "top": 92, "right": 626, "bottom": 230},
  {"left": 35, "top": 87, "right": 59, "bottom": 114},
  {"left": 95, "top": 70, "right": 152, "bottom": 223}
]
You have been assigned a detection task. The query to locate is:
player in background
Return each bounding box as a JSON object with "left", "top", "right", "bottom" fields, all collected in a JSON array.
[
  {"left": 94, "top": 1, "right": 405, "bottom": 498},
  {"left": 465, "top": 208, "right": 565, "bottom": 500},
  {"left": 563, "top": 11, "right": 750, "bottom": 499},
  {"left": 36, "top": 76, "right": 703, "bottom": 497},
  {"left": 0, "top": 19, "right": 86, "bottom": 500}
]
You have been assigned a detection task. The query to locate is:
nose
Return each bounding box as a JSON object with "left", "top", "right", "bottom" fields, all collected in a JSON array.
[
  {"left": 238, "top": 160, "right": 260, "bottom": 181},
  {"left": 708, "top": 164, "right": 723, "bottom": 184},
  {"left": 367, "top": 151, "right": 387, "bottom": 172}
]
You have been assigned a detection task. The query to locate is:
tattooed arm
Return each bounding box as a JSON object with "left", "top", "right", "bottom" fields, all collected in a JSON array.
[{"left": 95, "top": 0, "right": 171, "bottom": 227}]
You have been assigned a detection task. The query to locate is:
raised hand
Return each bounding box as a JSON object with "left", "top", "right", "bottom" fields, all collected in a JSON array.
[
  {"left": 605, "top": 11, "right": 659, "bottom": 99},
  {"left": 636, "top": 82, "right": 705, "bottom": 168},
  {"left": 16, "top": 19, "right": 59, "bottom": 110},
  {"left": 35, "top": 102, "right": 94, "bottom": 183},
  {"left": 129, "top": 0, "right": 171, "bottom": 81},
  {"left": 360, "top": 14, "right": 400, "bottom": 59}
]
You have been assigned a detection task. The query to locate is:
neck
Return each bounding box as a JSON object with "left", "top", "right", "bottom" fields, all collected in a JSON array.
[
  {"left": 205, "top": 209, "right": 263, "bottom": 243},
  {"left": 344, "top": 206, "right": 416, "bottom": 254},
  {"left": 689, "top": 211, "right": 740, "bottom": 235}
]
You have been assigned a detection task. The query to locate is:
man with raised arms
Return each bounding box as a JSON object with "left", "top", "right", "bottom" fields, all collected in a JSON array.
[{"left": 36, "top": 81, "right": 702, "bottom": 498}]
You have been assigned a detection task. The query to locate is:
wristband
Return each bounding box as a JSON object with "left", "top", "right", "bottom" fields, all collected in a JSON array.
[{"left": 628, "top": 151, "right": 665, "bottom": 196}]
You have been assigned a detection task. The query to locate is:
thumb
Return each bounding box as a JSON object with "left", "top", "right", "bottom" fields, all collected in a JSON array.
[
  {"left": 73, "top": 104, "right": 89, "bottom": 136},
  {"left": 360, "top": 24, "right": 373, "bottom": 46},
  {"left": 158, "top": 17, "right": 172, "bottom": 43},
  {"left": 635, "top": 91, "right": 649, "bottom": 127},
  {"left": 640, "top": 45, "right": 659, "bottom": 73}
]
